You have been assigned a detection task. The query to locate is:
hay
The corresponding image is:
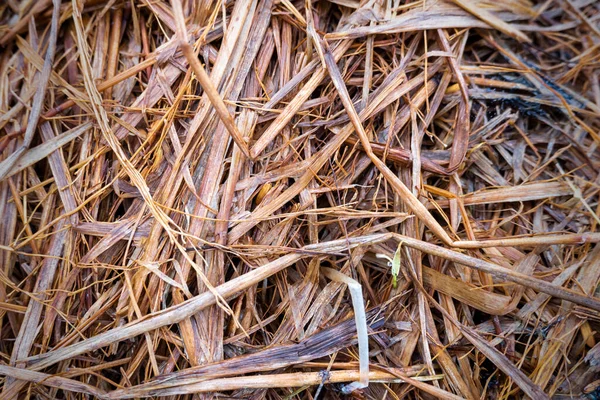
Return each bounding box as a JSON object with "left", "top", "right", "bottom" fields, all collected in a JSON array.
[{"left": 1, "top": 0, "right": 600, "bottom": 398}]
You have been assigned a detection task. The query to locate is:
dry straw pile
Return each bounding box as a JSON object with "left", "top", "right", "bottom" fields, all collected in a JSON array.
[{"left": 1, "top": 0, "right": 600, "bottom": 398}]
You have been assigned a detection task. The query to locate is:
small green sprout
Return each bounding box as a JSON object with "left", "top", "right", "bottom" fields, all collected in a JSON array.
[{"left": 376, "top": 241, "right": 403, "bottom": 288}]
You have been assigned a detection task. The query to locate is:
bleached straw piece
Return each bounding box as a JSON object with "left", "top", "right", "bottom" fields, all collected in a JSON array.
[{"left": 320, "top": 267, "right": 369, "bottom": 393}]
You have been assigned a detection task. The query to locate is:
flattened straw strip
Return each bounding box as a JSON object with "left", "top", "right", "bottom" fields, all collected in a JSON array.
[
  {"left": 453, "top": 232, "right": 600, "bottom": 248},
  {"left": 0, "top": 365, "right": 109, "bottom": 400},
  {"left": 0, "top": 364, "right": 442, "bottom": 399},
  {"left": 109, "top": 371, "right": 444, "bottom": 398},
  {"left": 321, "top": 267, "right": 369, "bottom": 393},
  {"left": 171, "top": 0, "right": 252, "bottom": 159},
  {"left": 4, "top": 122, "right": 92, "bottom": 179}
]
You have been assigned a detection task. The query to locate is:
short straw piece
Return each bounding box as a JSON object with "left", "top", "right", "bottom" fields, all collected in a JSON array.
[{"left": 321, "top": 267, "right": 369, "bottom": 393}]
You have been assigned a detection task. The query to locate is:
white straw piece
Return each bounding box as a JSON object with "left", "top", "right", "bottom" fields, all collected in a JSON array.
[{"left": 321, "top": 267, "right": 369, "bottom": 393}]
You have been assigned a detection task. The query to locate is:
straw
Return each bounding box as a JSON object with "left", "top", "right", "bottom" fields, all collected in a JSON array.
[{"left": 1, "top": 0, "right": 599, "bottom": 398}]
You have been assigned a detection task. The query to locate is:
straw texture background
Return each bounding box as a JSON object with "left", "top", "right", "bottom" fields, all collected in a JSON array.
[{"left": 1, "top": 0, "right": 600, "bottom": 398}]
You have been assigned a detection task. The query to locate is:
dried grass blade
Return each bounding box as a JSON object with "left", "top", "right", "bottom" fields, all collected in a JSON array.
[
  {"left": 0, "top": 0, "right": 61, "bottom": 181},
  {"left": 4, "top": 122, "right": 92, "bottom": 179}
]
